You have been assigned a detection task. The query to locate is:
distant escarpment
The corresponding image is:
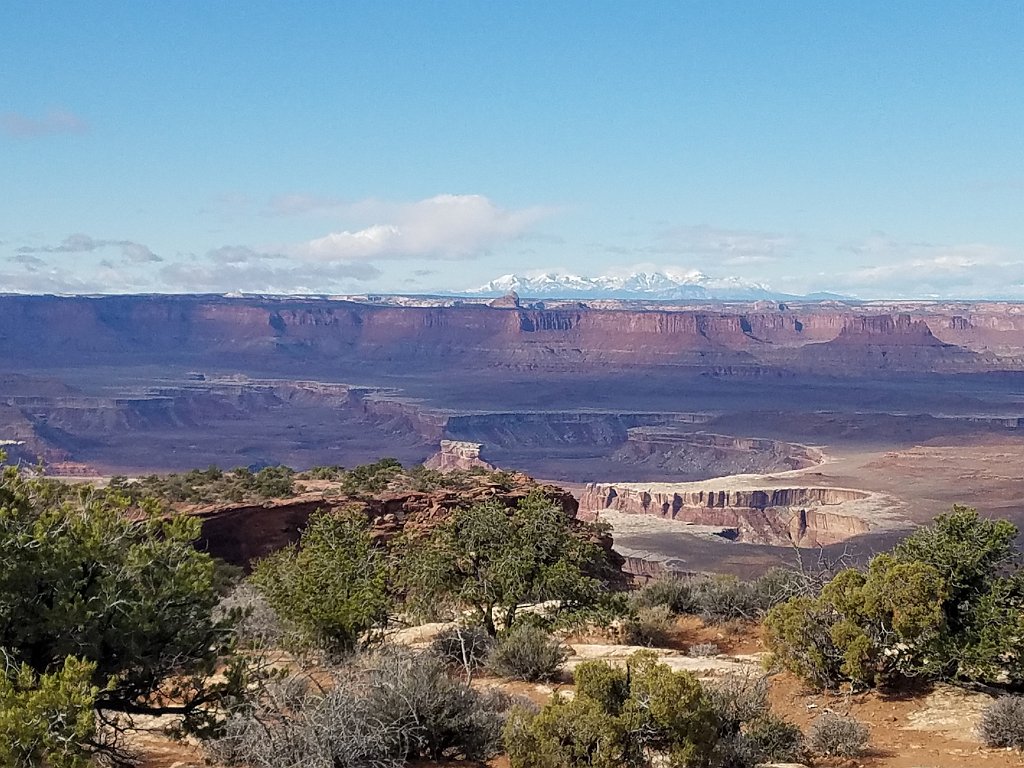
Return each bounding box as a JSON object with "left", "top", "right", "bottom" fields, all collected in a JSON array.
[
  {"left": 578, "top": 481, "right": 902, "bottom": 547},
  {"left": 0, "top": 294, "right": 1021, "bottom": 374},
  {"left": 610, "top": 430, "right": 824, "bottom": 476}
]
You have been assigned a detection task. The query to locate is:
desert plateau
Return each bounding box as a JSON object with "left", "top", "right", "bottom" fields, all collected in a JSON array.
[
  {"left": 5, "top": 4, "right": 1024, "bottom": 767},
  {"left": 3, "top": 294, "right": 1023, "bottom": 575}
]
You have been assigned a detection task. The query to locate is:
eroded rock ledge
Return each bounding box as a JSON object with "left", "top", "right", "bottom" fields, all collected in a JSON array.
[
  {"left": 578, "top": 479, "right": 904, "bottom": 546},
  {"left": 189, "top": 474, "right": 617, "bottom": 572},
  {"left": 423, "top": 440, "right": 495, "bottom": 472}
]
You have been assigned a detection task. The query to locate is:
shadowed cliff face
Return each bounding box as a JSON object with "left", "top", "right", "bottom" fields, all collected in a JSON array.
[
  {"left": 188, "top": 477, "right": 607, "bottom": 572},
  {"left": 1, "top": 295, "right": 1021, "bottom": 374},
  {"left": 610, "top": 430, "right": 824, "bottom": 475}
]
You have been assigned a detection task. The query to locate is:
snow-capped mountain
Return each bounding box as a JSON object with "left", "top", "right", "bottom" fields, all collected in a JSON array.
[{"left": 466, "top": 271, "right": 783, "bottom": 301}]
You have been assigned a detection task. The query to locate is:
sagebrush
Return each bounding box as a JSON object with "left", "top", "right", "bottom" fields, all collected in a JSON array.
[
  {"left": 808, "top": 712, "right": 869, "bottom": 757},
  {"left": 209, "top": 647, "right": 513, "bottom": 766},
  {"left": 631, "top": 568, "right": 804, "bottom": 624},
  {"left": 617, "top": 605, "right": 674, "bottom": 646},
  {"left": 979, "top": 695, "right": 1024, "bottom": 749},
  {"left": 487, "top": 625, "right": 568, "bottom": 682}
]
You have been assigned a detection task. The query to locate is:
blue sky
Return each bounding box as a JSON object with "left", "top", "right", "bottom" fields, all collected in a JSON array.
[{"left": 2, "top": 1, "right": 1023, "bottom": 298}]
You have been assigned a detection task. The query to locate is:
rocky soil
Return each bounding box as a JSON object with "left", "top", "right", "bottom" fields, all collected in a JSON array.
[{"left": 133, "top": 615, "right": 1020, "bottom": 768}]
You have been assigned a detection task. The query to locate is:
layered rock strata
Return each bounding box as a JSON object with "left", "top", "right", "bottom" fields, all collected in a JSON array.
[
  {"left": 578, "top": 482, "right": 887, "bottom": 546},
  {"left": 423, "top": 440, "right": 495, "bottom": 472},
  {"left": 1, "top": 295, "right": 1022, "bottom": 373}
]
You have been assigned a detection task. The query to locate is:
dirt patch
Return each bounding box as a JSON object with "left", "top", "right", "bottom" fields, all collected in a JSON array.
[{"left": 769, "top": 674, "right": 1017, "bottom": 768}]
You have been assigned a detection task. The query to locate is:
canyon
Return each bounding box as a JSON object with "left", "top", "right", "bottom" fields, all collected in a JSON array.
[
  {"left": 577, "top": 480, "right": 901, "bottom": 547},
  {"left": 2, "top": 293, "right": 1024, "bottom": 574}
]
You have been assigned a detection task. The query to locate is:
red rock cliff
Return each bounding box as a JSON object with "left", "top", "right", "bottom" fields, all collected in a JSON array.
[
  {"left": 578, "top": 482, "right": 874, "bottom": 546},
  {"left": 0, "top": 295, "right": 1016, "bottom": 373}
]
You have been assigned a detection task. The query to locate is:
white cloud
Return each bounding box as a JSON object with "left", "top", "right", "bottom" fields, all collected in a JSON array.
[
  {"left": 2, "top": 238, "right": 383, "bottom": 294},
  {"left": 206, "top": 245, "right": 280, "bottom": 265},
  {"left": 154, "top": 243, "right": 381, "bottom": 293},
  {"left": 1, "top": 109, "right": 89, "bottom": 138},
  {"left": 19, "top": 233, "right": 161, "bottom": 263},
  {"left": 9, "top": 254, "right": 46, "bottom": 272},
  {"left": 0, "top": 263, "right": 149, "bottom": 294},
  {"left": 118, "top": 242, "right": 162, "bottom": 263},
  {"left": 294, "top": 194, "right": 553, "bottom": 261},
  {"left": 819, "top": 236, "right": 1024, "bottom": 299}
]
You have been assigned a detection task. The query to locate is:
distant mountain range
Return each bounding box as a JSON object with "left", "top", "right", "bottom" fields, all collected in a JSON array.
[{"left": 464, "top": 271, "right": 847, "bottom": 302}]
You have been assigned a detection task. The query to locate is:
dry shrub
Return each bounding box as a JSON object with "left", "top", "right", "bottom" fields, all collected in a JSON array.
[
  {"left": 618, "top": 605, "right": 674, "bottom": 647},
  {"left": 808, "top": 711, "right": 869, "bottom": 757},
  {"left": 708, "top": 672, "right": 771, "bottom": 738},
  {"left": 431, "top": 624, "right": 494, "bottom": 672},
  {"left": 687, "top": 642, "right": 721, "bottom": 657},
  {"left": 208, "top": 674, "right": 405, "bottom": 768},
  {"left": 214, "top": 582, "right": 285, "bottom": 649},
  {"left": 979, "top": 695, "right": 1024, "bottom": 749},
  {"left": 707, "top": 672, "right": 806, "bottom": 768},
  {"left": 207, "top": 647, "right": 512, "bottom": 767},
  {"left": 735, "top": 714, "right": 806, "bottom": 765},
  {"left": 364, "top": 648, "right": 511, "bottom": 761},
  {"left": 630, "top": 569, "right": 805, "bottom": 624},
  {"left": 631, "top": 575, "right": 698, "bottom": 614},
  {"left": 487, "top": 625, "right": 568, "bottom": 682}
]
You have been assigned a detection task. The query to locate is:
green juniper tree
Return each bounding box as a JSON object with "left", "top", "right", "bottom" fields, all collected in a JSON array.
[
  {"left": 398, "top": 491, "right": 615, "bottom": 634},
  {"left": 0, "top": 453, "right": 242, "bottom": 763},
  {"left": 766, "top": 506, "right": 1024, "bottom": 688},
  {"left": 251, "top": 508, "right": 391, "bottom": 653}
]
